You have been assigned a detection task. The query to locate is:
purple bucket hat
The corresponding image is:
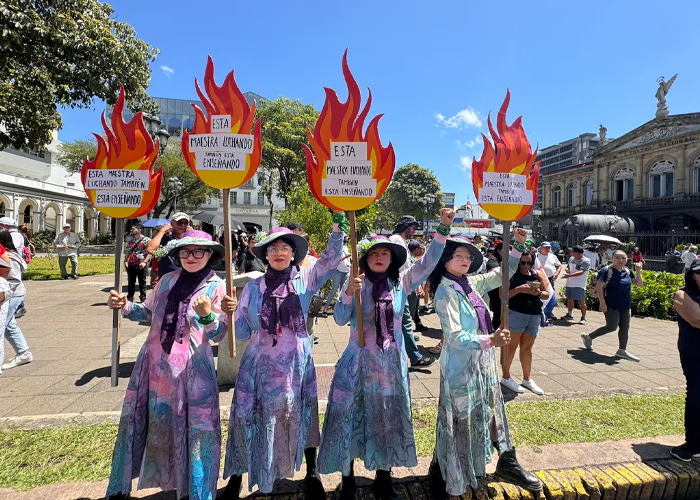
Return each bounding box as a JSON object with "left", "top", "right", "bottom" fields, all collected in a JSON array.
[
  {"left": 253, "top": 227, "right": 308, "bottom": 265},
  {"left": 445, "top": 235, "right": 484, "bottom": 274},
  {"left": 167, "top": 230, "right": 225, "bottom": 260},
  {"left": 358, "top": 235, "right": 408, "bottom": 270}
]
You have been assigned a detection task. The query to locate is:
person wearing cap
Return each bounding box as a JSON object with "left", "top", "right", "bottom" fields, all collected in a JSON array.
[
  {"left": 0, "top": 217, "right": 25, "bottom": 254},
  {"left": 287, "top": 221, "right": 305, "bottom": 237},
  {"left": 125, "top": 223, "right": 151, "bottom": 303},
  {"left": 537, "top": 242, "right": 562, "bottom": 322},
  {"left": 0, "top": 231, "right": 29, "bottom": 373},
  {"left": 389, "top": 214, "right": 436, "bottom": 368},
  {"left": 671, "top": 259, "right": 700, "bottom": 462},
  {"left": 318, "top": 209, "right": 454, "bottom": 500},
  {"left": 0, "top": 244, "right": 14, "bottom": 376},
  {"left": 105, "top": 230, "right": 235, "bottom": 500},
  {"left": 54, "top": 223, "right": 80, "bottom": 279},
  {"left": 424, "top": 227, "right": 542, "bottom": 498},
  {"left": 407, "top": 239, "right": 427, "bottom": 332},
  {"left": 562, "top": 245, "right": 591, "bottom": 325},
  {"left": 146, "top": 212, "right": 191, "bottom": 282},
  {"left": 222, "top": 211, "right": 347, "bottom": 499}
]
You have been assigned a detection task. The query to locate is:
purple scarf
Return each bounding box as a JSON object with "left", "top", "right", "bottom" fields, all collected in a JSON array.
[
  {"left": 260, "top": 266, "right": 306, "bottom": 346},
  {"left": 444, "top": 271, "right": 495, "bottom": 336},
  {"left": 365, "top": 268, "right": 395, "bottom": 350},
  {"left": 160, "top": 267, "right": 214, "bottom": 354}
]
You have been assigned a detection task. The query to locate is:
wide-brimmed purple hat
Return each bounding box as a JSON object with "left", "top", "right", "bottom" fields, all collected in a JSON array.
[
  {"left": 253, "top": 227, "right": 308, "bottom": 265},
  {"left": 167, "top": 230, "right": 225, "bottom": 260},
  {"left": 445, "top": 235, "right": 483, "bottom": 274},
  {"left": 358, "top": 235, "right": 407, "bottom": 270}
]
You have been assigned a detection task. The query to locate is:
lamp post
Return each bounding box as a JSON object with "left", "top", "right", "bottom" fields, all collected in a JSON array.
[
  {"left": 169, "top": 177, "right": 183, "bottom": 211},
  {"left": 141, "top": 114, "right": 170, "bottom": 156}
]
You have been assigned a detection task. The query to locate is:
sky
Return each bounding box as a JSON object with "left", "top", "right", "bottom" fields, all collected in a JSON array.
[{"left": 59, "top": 0, "right": 700, "bottom": 209}]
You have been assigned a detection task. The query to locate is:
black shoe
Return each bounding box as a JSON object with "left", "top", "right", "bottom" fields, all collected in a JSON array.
[
  {"left": 429, "top": 460, "right": 448, "bottom": 500},
  {"left": 495, "top": 449, "right": 543, "bottom": 492},
  {"left": 305, "top": 470, "right": 326, "bottom": 498},
  {"left": 313, "top": 336, "right": 320, "bottom": 345},
  {"left": 670, "top": 443, "right": 700, "bottom": 462},
  {"left": 337, "top": 475, "right": 356, "bottom": 500},
  {"left": 127, "top": 297, "right": 134, "bottom": 302},
  {"left": 139, "top": 296, "right": 146, "bottom": 303},
  {"left": 61, "top": 276, "right": 68, "bottom": 280},
  {"left": 373, "top": 470, "right": 400, "bottom": 500},
  {"left": 71, "top": 275, "right": 79, "bottom": 279},
  {"left": 14, "top": 307, "right": 26, "bottom": 319},
  {"left": 219, "top": 475, "right": 242, "bottom": 499},
  {"left": 414, "top": 335, "right": 419, "bottom": 341},
  {"left": 410, "top": 357, "right": 437, "bottom": 369},
  {"left": 414, "top": 323, "right": 426, "bottom": 332}
]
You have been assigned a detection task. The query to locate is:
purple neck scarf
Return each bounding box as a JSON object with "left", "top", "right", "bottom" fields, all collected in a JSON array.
[
  {"left": 444, "top": 271, "right": 495, "bottom": 336},
  {"left": 260, "top": 266, "right": 306, "bottom": 346},
  {"left": 364, "top": 268, "right": 395, "bottom": 350},
  {"left": 160, "top": 267, "right": 214, "bottom": 354}
]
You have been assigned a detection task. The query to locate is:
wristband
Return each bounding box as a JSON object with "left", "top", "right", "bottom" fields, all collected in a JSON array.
[
  {"left": 513, "top": 241, "right": 527, "bottom": 253},
  {"left": 436, "top": 224, "right": 451, "bottom": 236},
  {"left": 332, "top": 212, "right": 350, "bottom": 234},
  {"left": 198, "top": 311, "right": 216, "bottom": 325}
]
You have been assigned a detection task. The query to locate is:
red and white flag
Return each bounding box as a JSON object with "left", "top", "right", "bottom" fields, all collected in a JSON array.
[{"left": 466, "top": 200, "right": 474, "bottom": 215}]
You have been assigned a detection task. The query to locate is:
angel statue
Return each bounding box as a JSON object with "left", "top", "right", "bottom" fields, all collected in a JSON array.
[
  {"left": 656, "top": 74, "right": 677, "bottom": 118},
  {"left": 599, "top": 124, "right": 607, "bottom": 142}
]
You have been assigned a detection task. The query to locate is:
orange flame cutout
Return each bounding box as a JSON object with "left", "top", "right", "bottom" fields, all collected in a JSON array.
[
  {"left": 472, "top": 90, "right": 540, "bottom": 221},
  {"left": 182, "top": 56, "right": 262, "bottom": 189},
  {"left": 81, "top": 84, "right": 163, "bottom": 218},
  {"left": 304, "top": 50, "right": 395, "bottom": 211}
]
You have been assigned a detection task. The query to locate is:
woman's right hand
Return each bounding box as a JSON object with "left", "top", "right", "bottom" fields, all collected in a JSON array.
[
  {"left": 345, "top": 274, "right": 364, "bottom": 296},
  {"left": 599, "top": 302, "right": 608, "bottom": 314},
  {"left": 491, "top": 328, "right": 510, "bottom": 347},
  {"left": 108, "top": 290, "right": 127, "bottom": 309},
  {"left": 516, "top": 284, "right": 532, "bottom": 294}
]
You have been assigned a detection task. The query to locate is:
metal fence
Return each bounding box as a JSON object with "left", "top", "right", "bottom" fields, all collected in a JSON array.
[{"left": 558, "top": 230, "right": 700, "bottom": 259}]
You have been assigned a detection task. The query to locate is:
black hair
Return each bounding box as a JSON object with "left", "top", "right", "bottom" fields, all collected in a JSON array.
[
  {"left": 132, "top": 222, "right": 144, "bottom": 231},
  {"left": 359, "top": 248, "right": 400, "bottom": 288},
  {"left": 515, "top": 250, "right": 537, "bottom": 279},
  {"left": 683, "top": 269, "right": 700, "bottom": 296},
  {"left": 260, "top": 236, "right": 298, "bottom": 266},
  {"left": 427, "top": 241, "right": 472, "bottom": 296},
  {"left": 495, "top": 242, "right": 503, "bottom": 252},
  {"left": 0, "top": 229, "right": 17, "bottom": 252}
]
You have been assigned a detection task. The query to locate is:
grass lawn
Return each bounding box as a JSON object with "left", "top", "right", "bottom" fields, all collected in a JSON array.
[
  {"left": 0, "top": 393, "right": 686, "bottom": 491},
  {"left": 24, "top": 256, "right": 115, "bottom": 280}
]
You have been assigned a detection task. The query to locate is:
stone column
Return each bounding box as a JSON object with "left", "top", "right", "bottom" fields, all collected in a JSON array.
[
  {"left": 634, "top": 155, "right": 644, "bottom": 199},
  {"left": 677, "top": 146, "right": 688, "bottom": 196}
]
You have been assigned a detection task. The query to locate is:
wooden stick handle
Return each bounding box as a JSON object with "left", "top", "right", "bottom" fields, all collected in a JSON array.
[
  {"left": 499, "top": 220, "right": 511, "bottom": 366},
  {"left": 348, "top": 211, "right": 364, "bottom": 348},
  {"left": 111, "top": 220, "right": 125, "bottom": 387},
  {"left": 223, "top": 189, "right": 236, "bottom": 358}
]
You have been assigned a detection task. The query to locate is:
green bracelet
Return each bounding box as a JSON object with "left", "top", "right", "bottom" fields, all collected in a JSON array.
[
  {"left": 198, "top": 311, "right": 216, "bottom": 326},
  {"left": 513, "top": 241, "right": 527, "bottom": 253},
  {"left": 436, "top": 224, "right": 451, "bottom": 236}
]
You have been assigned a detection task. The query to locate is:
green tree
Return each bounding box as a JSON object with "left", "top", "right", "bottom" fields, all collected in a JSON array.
[
  {"left": 0, "top": 0, "right": 159, "bottom": 150},
  {"left": 377, "top": 163, "right": 443, "bottom": 230},
  {"left": 457, "top": 203, "right": 467, "bottom": 211},
  {"left": 256, "top": 97, "right": 319, "bottom": 208}
]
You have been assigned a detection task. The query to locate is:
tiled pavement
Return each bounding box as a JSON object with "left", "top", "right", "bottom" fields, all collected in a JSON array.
[{"left": 0, "top": 275, "right": 687, "bottom": 420}]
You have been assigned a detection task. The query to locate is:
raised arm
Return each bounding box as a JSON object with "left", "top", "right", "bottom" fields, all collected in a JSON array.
[
  {"left": 147, "top": 223, "right": 171, "bottom": 253},
  {"left": 471, "top": 248, "right": 522, "bottom": 296},
  {"left": 300, "top": 219, "right": 344, "bottom": 293}
]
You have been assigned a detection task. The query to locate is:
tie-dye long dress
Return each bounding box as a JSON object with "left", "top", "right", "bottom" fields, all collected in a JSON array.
[
  {"left": 106, "top": 272, "right": 228, "bottom": 500},
  {"left": 317, "top": 234, "right": 446, "bottom": 475},
  {"left": 224, "top": 230, "right": 343, "bottom": 494}
]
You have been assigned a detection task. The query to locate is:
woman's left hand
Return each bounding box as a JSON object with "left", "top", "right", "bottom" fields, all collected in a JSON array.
[
  {"left": 193, "top": 295, "right": 211, "bottom": 317},
  {"left": 221, "top": 295, "right": 237, "bottom": 314},
  {"left": 513, "top": 227, "right": 528, "bottom": 245},
  {"left": 439, "top": 208, "right": 455, "bottom": 226}
]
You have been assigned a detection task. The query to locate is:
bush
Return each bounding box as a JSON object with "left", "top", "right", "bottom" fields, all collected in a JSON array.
[
  {"left": 31, "top": 229, "right": 57, "bottom": 251},
  {"left": 578, "top": 269, "right": 683, "bottom": 320},
  {"left": 89, "top": 232, "right": 115, "bottom": 245}
]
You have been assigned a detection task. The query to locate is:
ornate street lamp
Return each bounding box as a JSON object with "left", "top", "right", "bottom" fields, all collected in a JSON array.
[
  {"left": 169, "top": 177, "right": 183, "bottom": 211},
  {"left": 142, "top": 114, "right": 170, "bottom": 156}
]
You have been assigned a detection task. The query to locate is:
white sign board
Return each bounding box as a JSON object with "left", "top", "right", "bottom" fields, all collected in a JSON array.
[
  {"left": 210, "top": 115, "right": 231, "bottom": 133},
  {"left": 322, "top": 177, "right": 377, "bottom": 198},
  {"left": 478, "top": 172, "right": 533, "bottom": 205},
  {"left": 323, "top": 142, "right": 376, "bottom": 198},
  {"left": 331, "top": 142, "right": 367, "bottom": 161},
  {"left": 196, "top": 151, "right": 247, "bottom": 171},
  {"left": 188, "top": 133, "right": 254, "bottom": 154},
  {"left": 85, "top": 169, "right": 150, "bottom": 191},
  {"left": 94, "top": 191, "right": 143, "bottom": 208}
]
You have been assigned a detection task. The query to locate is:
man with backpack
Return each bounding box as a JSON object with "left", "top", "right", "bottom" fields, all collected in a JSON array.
[
  {"left": 581, "top": 249, "right": 644, "bottom": 361},
  {"left": 125, "top": 223, "right": 151, "bottom": 303}
]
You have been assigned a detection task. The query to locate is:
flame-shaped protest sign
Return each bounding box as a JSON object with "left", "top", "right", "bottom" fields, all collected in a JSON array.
[
  {"left": 304, "top": 50, "right": 396, "bottom": 347},
  {"left": 81, "top": 84, "right": 164, "bottom": 387},
  {"left": 181, "top": 57, "right": 263, "bottom": 357},
  {"left": 471, "top": 90, "right": 540, "bottom": 335}
]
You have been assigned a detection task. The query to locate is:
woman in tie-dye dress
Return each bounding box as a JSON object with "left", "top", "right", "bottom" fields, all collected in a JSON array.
[
  {"left": 222, "top": 212, "right": 346, "bottom": 499},
  {"left": 425, "top": 229, "right": 543, "bottom": 499},
  {"left": 106, "top": 231, "right": 237, "bottom": 500},
  {"left": 318, "top": 209, "right": 455, "bottom": 500}
]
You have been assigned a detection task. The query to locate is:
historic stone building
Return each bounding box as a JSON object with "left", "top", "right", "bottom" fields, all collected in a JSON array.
[{"left": 540, "top": 111, "right": 700, "bottom": 252}]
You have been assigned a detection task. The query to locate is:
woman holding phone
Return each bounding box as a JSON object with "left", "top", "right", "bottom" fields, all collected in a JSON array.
[{"left": 501, "top": 250, "right": 549, "bottom": 396}]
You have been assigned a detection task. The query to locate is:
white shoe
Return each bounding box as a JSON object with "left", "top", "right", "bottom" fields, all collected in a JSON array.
[
  {"left": 500, "top": 377, "right": 524, "bottom": 393},
  {"left": 1, "top": 351, "right": 33, "bottom": 370},
  {"left": 615, "top": 349, "right": 640, "bottom": 362},
  {"left": 581, "top": 333, "right": 593, "bottom": 351},
  {"left": 521, "top": 378, "right": 545, "bottom": 395}
]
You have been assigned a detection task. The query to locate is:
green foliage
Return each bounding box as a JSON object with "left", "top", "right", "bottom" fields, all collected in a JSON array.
[
  {"left": 581, "top": 269, "right": 684, "bottom": 320},
  {"left": 0, "top": 0, "right": 159, "bottom": 150},
  {"left": 256, "top": 97, "right": 319, "bottom": 207},
  {"left": 56, "top": 137, "right": 99, "bottom": 174},
  {"left": 24, "top": 256, "right": 114, "bottom": 280},
  {"left": 89, "top": 232, "right": 115, "bottom": 245},
  {"left": 377, "top": 163, "right": 443, "bottom": 230}
]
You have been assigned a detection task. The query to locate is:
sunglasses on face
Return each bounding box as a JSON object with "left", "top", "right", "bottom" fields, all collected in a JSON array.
[
  {"left": 178, "top": 248, "right": 211, "bottom": 259},
  {"left": 173, "top": 220, "right": 189, "bottom": 225},
  {"left": 520, "top": 261, "right": 533, "bottom": 266}
]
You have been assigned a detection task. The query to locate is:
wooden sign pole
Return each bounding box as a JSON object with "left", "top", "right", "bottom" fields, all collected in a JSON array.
[
  {"left": 348, "top": 211, "right": 365, "bottom": 348},
  {"left": 500, "top": 220, "right": 511, "bottom": 364},
  {"left": 223, "top": 189, "right": 236, "bottom": 357},
  {"left": 111, "top": 220, "right": 125, "bottom": 387}
]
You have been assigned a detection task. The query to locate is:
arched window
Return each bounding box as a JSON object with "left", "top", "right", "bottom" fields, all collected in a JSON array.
[
  {"left": 649, "top": 160, "right": 674, "bottom": 198},
  {"left": 567, "top": 182, "right": 577, "bottom": 207},
  {"left": 0, "top": 203, "right": 5, "bottom": 217},
  {"left": 693, "top": 156, "right": 700, "bottom": 193},
  {"left": 613, "top": 168, "right": 634, "bottom": 201},
  {"left": 23, "top": 205, "right": 32, "bottom": 224},
  {"left": 584, "top": 179, "right": 594, "bottom": 205},
  {"left": 552, "top": 186, "right": 562, "bottom": 208}
]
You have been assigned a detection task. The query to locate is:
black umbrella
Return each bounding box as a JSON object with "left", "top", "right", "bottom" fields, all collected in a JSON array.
[{"left": 191, "top": 211, "right": 246, "bottom": 231}]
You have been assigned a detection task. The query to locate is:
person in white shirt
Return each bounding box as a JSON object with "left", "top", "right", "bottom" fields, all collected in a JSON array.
[
  {"left": 54, "top": 224, "right": 81, "bottom": 279},
  {"left": 0, "top": 217, "right": 24, "bottom": 255},
  {"left": 583, "top": 246, "right": 598, "bottom": 269},
  {"left": 561, "top": 245, "right": 591, "bottom": 325},
  {"left": 537, "top": 242, "right": 561, "bottom": 322}
]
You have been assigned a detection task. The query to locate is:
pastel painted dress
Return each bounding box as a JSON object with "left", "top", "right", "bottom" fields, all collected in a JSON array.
[
  {"left": 317, "top": 234, "right": 447, "bottom": 475},
  {"left": 224, "top": 231, "right": 343, "bottom": 493},
  {"left": 106, "top": 272, "right": 228, "bottom": 500},
  {"left": 433, "top": 250, "right": 521, "bottom": 496}
]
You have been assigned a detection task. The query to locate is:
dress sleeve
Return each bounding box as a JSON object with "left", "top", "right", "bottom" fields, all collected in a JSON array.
[
  {"left": 234, "top": 282, "right": 253, "bottom": 341},
  {"left": 122, "top": 275, "right": 162, "bottom": 323},
  {"left": 470, "top": 249, "right": 522, "bottom": 296},
  {"left": 399, "top": 234, "right": 446, "bottom": 292},
  {"left": 299, "top": 228, "right": 343, "bottom": 293},
  {"left": 435, "top": 284, "right": 490, "bottom": 350},
  {"left": 333, "top": 279, "right": 355, "bottom": 326},
  {"left": 196, "top": 280, "right": 228, "bottom": 342}
]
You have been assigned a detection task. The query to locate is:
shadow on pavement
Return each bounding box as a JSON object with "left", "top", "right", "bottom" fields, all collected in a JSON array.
[
  {"left": 631, "top": 441, "right": 675, "bottom": 462},
  {"left": 75, "top": 362, "right": 135, "bottom": 386},
  {"left": 567, "top": 348, "right": 621, "bottom": 366}
]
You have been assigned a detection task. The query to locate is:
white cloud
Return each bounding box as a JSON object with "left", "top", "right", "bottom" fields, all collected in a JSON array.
[
  {"left": 160, "top": 65, "right": 175, "bottom": 77},
  {"left": 459, "top": 156, "right": 473, "bottom": 172},
  {"left": 435, "top": 107, "right": 482, "bottom": 129},
  {"left": 457, "top": 139, "right": 476, "bottom": 149}
]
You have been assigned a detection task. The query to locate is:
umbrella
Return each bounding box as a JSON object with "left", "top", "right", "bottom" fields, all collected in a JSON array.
[
  {"left": 142, "top": 218, "right": 170, "bottom": 228},
  {"left": 583, "top": 234, "right": 623, "bottom": 246},
  {"left": 191, "top": 211, "right": 246, "bottom": 231}
]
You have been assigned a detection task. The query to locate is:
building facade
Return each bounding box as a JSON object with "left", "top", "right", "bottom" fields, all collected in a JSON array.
[{"left": 540, "top": 112, "right": 700, "bottom": 254}]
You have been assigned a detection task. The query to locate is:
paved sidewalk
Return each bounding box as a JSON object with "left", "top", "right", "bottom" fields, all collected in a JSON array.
[{"left": 0, "top": 275, "right": 687, "bottom": 421}]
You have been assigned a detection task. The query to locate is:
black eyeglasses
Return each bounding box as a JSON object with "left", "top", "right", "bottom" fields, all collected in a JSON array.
[
  {"left": 519, "top": 261, "right": 533, "bottom": 266},
  {"left": 178, "top": 248, "right": 211, "bottom": 259}
]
